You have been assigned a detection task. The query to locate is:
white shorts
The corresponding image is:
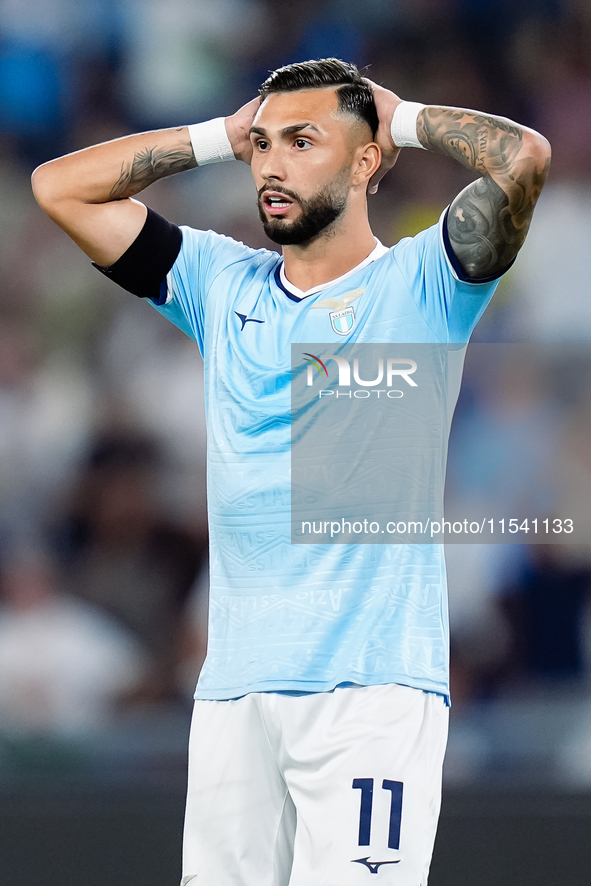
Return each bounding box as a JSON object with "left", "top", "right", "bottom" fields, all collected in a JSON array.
[{"left": 181, "top": 683, "right": 448, "bottom": 886}]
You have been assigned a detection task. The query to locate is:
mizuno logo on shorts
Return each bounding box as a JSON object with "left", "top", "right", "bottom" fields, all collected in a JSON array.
[{"left": 352, "top": 856, "right": 401, "bottom": 874}]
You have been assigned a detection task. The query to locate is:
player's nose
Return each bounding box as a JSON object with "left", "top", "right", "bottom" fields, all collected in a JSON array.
[{"left": 258, "top": 145, "right": 287, "bottom": 182}]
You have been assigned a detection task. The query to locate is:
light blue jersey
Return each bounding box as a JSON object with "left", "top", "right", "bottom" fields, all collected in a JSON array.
[{"left": 152, "top": 213, "right": 499, "bottom": 702}]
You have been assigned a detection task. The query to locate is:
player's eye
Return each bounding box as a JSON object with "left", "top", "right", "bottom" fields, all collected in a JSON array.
[
  {"left": 294, "top": 138, "right": 310, "bottom": 150},
  {"left": 256, "top": 139, "right": 270, "bottom": 151}
]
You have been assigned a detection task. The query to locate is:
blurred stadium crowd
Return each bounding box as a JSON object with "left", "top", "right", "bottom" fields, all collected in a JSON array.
[{"left": 1, "top": 0, "right": 591, "bottom": 787}]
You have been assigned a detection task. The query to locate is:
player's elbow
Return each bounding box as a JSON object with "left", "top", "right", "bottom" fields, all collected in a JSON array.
[
  {"left": 523, "top": 129, "right": 552, "bottom": 179},
  {"left": 31, "top": 159, "right": 70, "bottom": 219}
]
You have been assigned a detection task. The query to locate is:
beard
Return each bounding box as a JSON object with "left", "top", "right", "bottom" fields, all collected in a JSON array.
[{"left": 257, "top": 168, "right": 350, "bottom": 246}]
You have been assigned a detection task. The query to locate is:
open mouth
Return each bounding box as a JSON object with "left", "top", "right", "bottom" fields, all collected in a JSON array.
[{"left": 263, "top": 191, "right": 296, "bottom": 216}]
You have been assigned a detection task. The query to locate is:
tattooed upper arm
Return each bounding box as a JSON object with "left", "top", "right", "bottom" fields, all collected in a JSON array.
[
  {"left": 447, "top": 176, "right": 521, "bottom": 278},
  {"left": 417, "top": 107, "right": 551, "bottom": 279}
]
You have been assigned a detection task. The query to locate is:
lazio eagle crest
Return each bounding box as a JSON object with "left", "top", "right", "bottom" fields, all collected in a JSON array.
[
  {"left": 312, "top": 287, "right": 365, "bottom": 337},
  {"left": 329, "top": 306, "right": 355, "bottom": 335}
]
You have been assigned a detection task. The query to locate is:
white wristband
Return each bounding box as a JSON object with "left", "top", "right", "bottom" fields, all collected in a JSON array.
[
  {"left": 390, "top": 101, "right": 426, "bottom": 150},
  {"left": 187, "top": 117, "right": 235, "bottom": 166}
]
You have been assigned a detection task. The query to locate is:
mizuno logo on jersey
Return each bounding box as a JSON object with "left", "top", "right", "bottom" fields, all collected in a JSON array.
[
  {"left": 235, "top": 312, "right": 264, "bottom": 330},
  {"left": 351, "top": 857, "right": 400, "bottom": 874}
]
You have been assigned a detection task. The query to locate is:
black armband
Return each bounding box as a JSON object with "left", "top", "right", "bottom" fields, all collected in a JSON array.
[{"left": 93, "top": 207, "right": 182, "bottom": 304}]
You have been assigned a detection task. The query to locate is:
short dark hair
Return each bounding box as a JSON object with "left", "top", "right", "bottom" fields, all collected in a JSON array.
[{"left": 259, "top": 58, "right": 379, "bottom": 137}]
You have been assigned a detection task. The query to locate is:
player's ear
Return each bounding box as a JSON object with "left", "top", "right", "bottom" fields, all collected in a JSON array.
[{"left": 351, "top": 142, "right": 381, "bottom": 188}]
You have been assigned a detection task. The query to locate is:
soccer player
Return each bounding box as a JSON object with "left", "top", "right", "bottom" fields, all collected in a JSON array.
[{"left": 32, "top": 59, "right": 550, "bottom": 886}]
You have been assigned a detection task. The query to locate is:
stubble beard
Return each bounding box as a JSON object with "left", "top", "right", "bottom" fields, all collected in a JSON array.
[{"left": 257, "top": 167, "right": 351, "bottom": 246}]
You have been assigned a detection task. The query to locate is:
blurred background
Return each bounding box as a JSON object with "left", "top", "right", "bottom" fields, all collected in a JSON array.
[{"left": 1, "top": 1, "right": 591, "bottom": 884}]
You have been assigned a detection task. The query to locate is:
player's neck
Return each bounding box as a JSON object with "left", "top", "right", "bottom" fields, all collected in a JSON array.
[{"left": 281, "top": 215, "right": 376, "bottom": 292}]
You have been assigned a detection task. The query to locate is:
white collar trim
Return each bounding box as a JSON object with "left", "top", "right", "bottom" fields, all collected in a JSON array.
[{"left": 279, "top": 238, "right": 388, "bottom": 299}]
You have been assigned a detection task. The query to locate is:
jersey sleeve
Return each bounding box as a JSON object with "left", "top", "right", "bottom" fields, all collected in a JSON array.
[
  {"left": 154, "top": 225, "right": 257, "bottom": 353},
  {"left": 391, "top": 208, "right": 506, "bottom": 342},
  {"left": 93, "top": 206, "right": 258, "bottom": 354}
]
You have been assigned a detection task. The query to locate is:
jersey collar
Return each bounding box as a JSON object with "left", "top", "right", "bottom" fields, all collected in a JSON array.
[{"left": 275, "top": 239, "right": 388, "bottom": 302}]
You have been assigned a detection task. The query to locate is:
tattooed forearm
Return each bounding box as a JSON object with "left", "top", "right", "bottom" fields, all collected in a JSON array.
[
  {"left": 109, "top": 136, "right": 197, "bottom": 199},
  {"left": 416, "top": 106, "right": 551, "bottom": 278},
  {"left": 417, "top": 108, "right": 523, "bottom": 175}
]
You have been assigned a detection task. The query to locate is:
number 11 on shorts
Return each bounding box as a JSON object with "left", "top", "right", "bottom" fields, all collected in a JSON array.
[{"left": 352, "top": 778, "right": 404, "bottom": 849}]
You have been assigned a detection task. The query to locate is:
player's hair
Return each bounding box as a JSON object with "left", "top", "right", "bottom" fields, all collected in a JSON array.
[{"left": 259, "top": 59, "right": 379, "bottom": 137}]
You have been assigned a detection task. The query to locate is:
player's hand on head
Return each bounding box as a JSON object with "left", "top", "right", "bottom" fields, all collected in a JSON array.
[
  {"left": 225, "top": 97, "right": 261, "bottom": 165},
  {"left": 364, "top": 79, "right": 403, "bottom": 194}
]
